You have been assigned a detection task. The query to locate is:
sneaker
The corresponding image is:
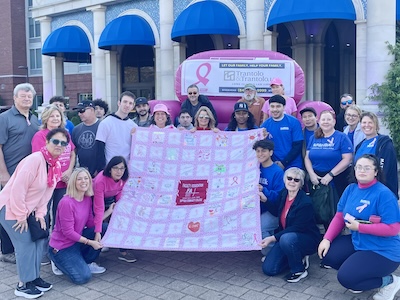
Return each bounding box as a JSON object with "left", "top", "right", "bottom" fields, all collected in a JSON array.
[
  {"left": 40, "top": 256, "right": 50, "bottom": 266},
  {"left": 261, "top": 256, "right": 266, "bottom": 263},
  {"left": 302, "top": 255, "right": 310, "bottom": 270},
  {"left": 118, "top": 251, "right": 137, "bottom": 263},
  {"left": 320, "top": 263, "right": 332, "bottom": 269},
  {"left": 348, "top": 289, "right": 363, "bottom": 294},
  {"left": 285, "top": 270, "right": 308, "bottom": 283},
  {"left": 14, "top": 282, "right": 43, "bottom": 299},
  {"left": 87, "top": 262, "right": 106, "bottom": 274},
  {"left": 31, "top": 278, "right": 52, "bottom": 292},
  {"left": 101, "top": 247, "right": 110, "bottom": 253},
  {"left": 373, "top": 275, "right": 400, "bottom": 300},
  {"left": 1, "top": 253, "right": 16, "bottom": 264},
  {"left": 50, "top": 261, "right": 63, "bottom": 276}
]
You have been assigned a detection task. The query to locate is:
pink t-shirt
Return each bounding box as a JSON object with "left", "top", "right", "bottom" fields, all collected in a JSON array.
[
  {"left": 93, "top": 171, "right": 126, "bottom": 232},
  {"left": 262, "top": 96, "right": 298, "bottom": 117},
  {"left": 49, "top": 195, "right": 95, "bottom": 250},
  {"left": 31, "top": 129, "right": 75, "bottom": 188}
]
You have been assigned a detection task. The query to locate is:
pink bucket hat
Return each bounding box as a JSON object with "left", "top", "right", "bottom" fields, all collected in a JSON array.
[
  {"left": 152, "top": 103, "right": 170, "bottom": 115},
  {"left": 270, "top": 78, "right": 283, "bottom": 86}
]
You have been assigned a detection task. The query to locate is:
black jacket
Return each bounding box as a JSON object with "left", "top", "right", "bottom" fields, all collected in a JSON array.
[
  {"left": 181, "top": 95, "right": 218, "bottom": 125},
  {"left": 274, "top": 189, "right": 321, "bottom": 243}
]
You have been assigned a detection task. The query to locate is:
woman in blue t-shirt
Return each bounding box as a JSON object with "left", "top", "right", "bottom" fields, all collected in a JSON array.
[
  {"left": 318, "top": 154, "right": 400, "bottom": 299},
  {"left": 304, "top": 110, "right": 353, "bottom": 197}
]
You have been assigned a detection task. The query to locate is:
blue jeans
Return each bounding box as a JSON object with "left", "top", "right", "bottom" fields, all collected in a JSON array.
[
  {"left": 262, "top": 232, "right": 318, "bottom": 276},
  {"left": 260, "top": 211, "right": 278, "bottom": 256},
  {"left": 48, "top": 225, "right": 107, "bottom": 284}
]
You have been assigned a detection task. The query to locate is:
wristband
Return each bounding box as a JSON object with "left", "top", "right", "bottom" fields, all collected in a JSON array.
[{"left": 328, "top": 171, "right": 334, "bottom": 178}]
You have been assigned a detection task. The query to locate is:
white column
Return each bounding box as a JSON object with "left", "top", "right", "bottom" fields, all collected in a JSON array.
[
  {"left": 238, "top": 34, "right": 247, "bottom": 49},
  {"left": 173, "top": 42, "right": 186, "bottom": 99},
  {"left": 51, "top": 56, "right": 64, "bottom": 96},
  {"left": 159, "top": 0, "right": 174, "bottom": 100},
  {"left": 246, "top": 0, "right": 264, "bottom": 49},
  {"left": 313, "top": 43, "right": 323, "bottom": 101},
  {"left": 292, "top": 43, "right": 307, "bottom": 98},
  {"left": 105, "top": 50, "right": 118, "bottom": 112},
  {"left": 37, "top": 16, "right": 52, "bottom": 104},
  {"left": 155, "top": 45, "right": 161, "bottom": 99},
  {"left": 263, "top": 30, "right": 277, "bottom": 51},
  {"left": 306, "top": 42, "right": 315, "bottom": 100},
  {"left": 355, "top": 20, "right": 367, "bottom": 104},
  {"left": 87, "top": 5, "right": 106, "bottom": 100}
]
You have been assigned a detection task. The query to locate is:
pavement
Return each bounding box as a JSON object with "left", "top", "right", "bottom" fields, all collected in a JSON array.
[{"left": 1, "top": 249, "right": 400, "bottom": 300}]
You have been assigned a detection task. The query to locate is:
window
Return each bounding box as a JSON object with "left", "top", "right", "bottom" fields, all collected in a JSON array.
[
  {"left": 29, "top": 18, "right": 41, "bottom": 38},
  {"left": 29, "top": 48, "right": 42, "bottom": 70},
  {"left": 78, "top": 93, "right": 93, "bottom": 102},
  {"left": 28, "top": 0, "right": 33, "bottom": 7}
]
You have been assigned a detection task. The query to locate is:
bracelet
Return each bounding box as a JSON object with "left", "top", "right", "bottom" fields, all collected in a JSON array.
[{"left": 328, "top": 171, "right": 334, "bottom": 178}]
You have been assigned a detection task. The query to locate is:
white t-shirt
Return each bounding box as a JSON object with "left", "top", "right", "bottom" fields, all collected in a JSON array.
[{"left": 96, "top": 115, "right": 138, "bottom": 163}]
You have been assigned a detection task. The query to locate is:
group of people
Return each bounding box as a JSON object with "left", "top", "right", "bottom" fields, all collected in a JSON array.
[{"left": 0, "top": 82, "right": 399, "bottom": 300}]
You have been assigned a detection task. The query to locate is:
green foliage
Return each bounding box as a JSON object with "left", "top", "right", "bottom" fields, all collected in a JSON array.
[{"left": 369, "top": 42, "right": 400, "bottom": 160}]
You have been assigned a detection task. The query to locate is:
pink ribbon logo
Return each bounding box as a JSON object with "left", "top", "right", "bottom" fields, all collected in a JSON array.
[{"left": 194, "top": 63, "right": 211, "bottom": 86}]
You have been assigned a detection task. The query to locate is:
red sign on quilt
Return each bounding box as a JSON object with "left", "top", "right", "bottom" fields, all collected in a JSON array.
[{"left": 176, "top": 180, "right": 208, "bottom": 205}]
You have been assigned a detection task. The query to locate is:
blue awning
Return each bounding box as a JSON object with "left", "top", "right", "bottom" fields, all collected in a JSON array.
[
  {"left": 98, "top": 15, "right": 155, "bottom": 50},
  {"left": 267, "top": 0, "right": 356, "bottom": 28},
  {"left": 397, "top": 0, "right": 400, "bottom": 20},
  {"left": 42, "top": 26, "right": 91, "bottom": 63},
  {"left": 171, "top": 1, "right": 239, "bottom": 42}
]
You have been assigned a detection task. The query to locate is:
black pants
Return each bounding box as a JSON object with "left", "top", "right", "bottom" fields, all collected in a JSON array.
[{"left": 0, "top": 225, "right": 14, "bottom": 254}]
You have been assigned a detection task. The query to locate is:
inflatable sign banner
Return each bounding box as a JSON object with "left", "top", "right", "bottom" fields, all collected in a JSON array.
[{"left": 102, "top": 128, "right": 264, "bottom": 251}]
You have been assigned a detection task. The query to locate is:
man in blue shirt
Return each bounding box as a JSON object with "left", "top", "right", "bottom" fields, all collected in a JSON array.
[{"left": 260, "top": 95, "right": 303, "bottom": 170}]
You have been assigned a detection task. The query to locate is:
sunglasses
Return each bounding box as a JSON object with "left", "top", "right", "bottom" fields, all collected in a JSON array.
[
  {"left": 287, "top": 176, "right": 301, "bottom": 183},
  {"left": 188, "top": 92, "right": 198, "bottom": 95},
  {"left": 78, "top": 108, "right": 89, "bottom": 114},
  {"left": 341, "top": 100, "right": 353, "bottom": 105},
  {"left": 50, "top": 138, "right": 68, "bottom": 147}
]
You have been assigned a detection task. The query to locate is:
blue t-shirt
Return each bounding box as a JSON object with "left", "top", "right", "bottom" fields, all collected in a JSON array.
[
  {"left": 304, "top": 128, "right": 315, "bottom": 147},
  {"left": 261, "top": 115, "right": 303, "bottom": 169},
  {"left": 307, "top": 130, "right": 353, "bottom": 172},
  {"left": 338, "top": 182, "right": 400, "bottom": 262},
  {"left": 259, "top": 163, "right": 284, "bottom": 213},
  {"left": 347, "top": 131, "right": 355, "bottom": 145},
  {"left": 354, "top": 137, "right": 378, "bottom": 162},
  {"left": 224, "top": 125, "right": 258, "bottom": 131}
]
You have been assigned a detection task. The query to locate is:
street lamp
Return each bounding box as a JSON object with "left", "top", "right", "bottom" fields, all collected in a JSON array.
[{"left": 18, "top": 66, "right": 29, "bottom": 83}]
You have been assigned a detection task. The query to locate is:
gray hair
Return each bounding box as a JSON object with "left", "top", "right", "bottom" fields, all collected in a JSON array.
[
  {"left": 284, "top": 167, "right": 305, "bottom": 187},
  {"left": 13, "top": 83, "right": 36, "bottom": 97}
]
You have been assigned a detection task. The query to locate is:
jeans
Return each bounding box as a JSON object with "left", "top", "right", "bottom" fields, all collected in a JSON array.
[
  {"left": 260, "top": 211, "right": 278, "bottom": 256},
  {"left": 262, "top": 232, "right": 318, "bottom": 276},
  {"left": 48, "top": 225, "right": 107, "bottom": 285},
  {"left": 321, "top": 235, "right": 400, "bottom": 291}
]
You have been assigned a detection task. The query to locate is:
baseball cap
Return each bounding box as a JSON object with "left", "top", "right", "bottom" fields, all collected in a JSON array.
[
  {"left": 73, "top": 100, "right": 94, "bottom": 110},
  {"left": 234, "top": 102, "right": 249, "bottom": 112},
  {"left": 153, "top": 103, "right": 170, "bottom": 115},
  {"left": 244, "top": 84, "right": 256, "bottom": 91},
  {"left": 135, "top": 97, "right": 148, "bottom": 105},
  {"left": 300, "top": 107, "right": 317, "bottom": 116},
  {"left": 270, "top": 78, "right": 283, "bottom": 86}
]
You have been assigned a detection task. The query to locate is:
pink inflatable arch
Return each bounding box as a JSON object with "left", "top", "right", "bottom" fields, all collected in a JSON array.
[
  {"left": 175, "top": 50, "right": 305, "bottom": 129},
  {"left": 296, "top": 100, "right": 334, "bottom": 128}
]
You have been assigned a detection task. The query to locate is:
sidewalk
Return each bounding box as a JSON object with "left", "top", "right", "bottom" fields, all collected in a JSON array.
[{"left": 1, "top": 249, "right": 399, "bottom": 299}]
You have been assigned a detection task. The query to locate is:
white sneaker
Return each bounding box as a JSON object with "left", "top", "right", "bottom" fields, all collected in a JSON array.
[
  {"left": 373, "top": 275, "right": 400, "bottom": 300},
  {"left": 101, "top": 247, "right": 109, "bottom": 253},
  {"left": 261, "top": 256, "right": 266, "bottom": 263},
  {"left": 88, "top": 262, "right": 106, "bottom": 274},
  {"left": 51, "top": 260, "right": 63, "bottom": 276}
]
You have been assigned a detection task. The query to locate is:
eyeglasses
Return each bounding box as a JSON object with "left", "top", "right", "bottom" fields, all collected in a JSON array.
[
  {"left": 345, "top": 113, "right": 359, "bottom": 118},
  {"left": 188, "top": 92, "right": 198, "bottom": 95},
  {"left": 354, "top": 165, "right": 374, "bottom": 172},
  {"left": 286, "top": 176, "right": 301, "bottom": 183},
  {"left": 198, "top": 116, "right": 210, "bottom": 119},
  {"left": 112, "top": 166, "right": 126, "bottom": 172},
  {"left": 341, "top": 100, "right": 353, "bottom": 105},
  {"left": 50, "top": 138, "right": 68, "bottom": 147}
]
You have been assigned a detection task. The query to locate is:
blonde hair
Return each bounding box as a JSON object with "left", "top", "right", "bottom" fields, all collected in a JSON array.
[
  {"left": 194, "top": 106, "right": 216, "bottom": 129},
  {"left": 66, "top": 168, "right": 94, "bottom": 199},
  {"left": 345, "top": 104, "right": 362, "bottom": 117},
  {"left": 40, "top": 105, "right": 66, "bottom": 130}
]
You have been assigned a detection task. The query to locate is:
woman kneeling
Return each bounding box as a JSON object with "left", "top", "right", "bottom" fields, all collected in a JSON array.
[{"left": 48, "top": 168, "right": 108, "bottom": 284}]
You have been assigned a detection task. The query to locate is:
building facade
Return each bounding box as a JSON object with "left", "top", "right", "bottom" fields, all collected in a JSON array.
[{"left": 24, "top": 0, "right": 398, "bottom": 115}]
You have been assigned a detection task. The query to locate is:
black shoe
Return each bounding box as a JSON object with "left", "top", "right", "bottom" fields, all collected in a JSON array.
[
  {"left": 285, "top": 270, "right": 308, "bottom": 283},
  {"left": 14, "top": 282, "right": 44, "bottom": 299},
  {"left": 31, "top": 277, "right": 53, "bottom": 292}
]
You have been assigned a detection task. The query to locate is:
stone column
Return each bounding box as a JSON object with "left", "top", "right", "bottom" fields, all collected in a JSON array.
[
  {"left": 159, "top": 0, "right": 174, "bottom": 99},
  {"left": 263, "top": 31, "right": 277, "bottom": 51},
  {"left": 173, "top": 42, "right": 186, "bottom": 99},
  {"left": 51, "top": 56, "right": 64, "bottom": 96},
  {"left": 246, "top": 0, "right": 264, "bottom": 49},
  {"left": 87, "top": 5, "right": 106, "bottom": 101},
  {"left": 105, "top": 50, "right": 119, "bottom": 112},
  {"left": 355, "top": 20, "right": 367, "bottom": 103},
  {"left": 37, "top": 16, "right": 52, "bottom": 104}
]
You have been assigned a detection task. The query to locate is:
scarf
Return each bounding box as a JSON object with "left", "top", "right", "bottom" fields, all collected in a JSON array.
[{"left": 40, "top": 146, "right": 62, "bottom": 187}]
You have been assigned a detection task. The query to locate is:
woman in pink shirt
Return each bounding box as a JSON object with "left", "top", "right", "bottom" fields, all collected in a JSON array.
[
  {"left": 93, "top": 156, "right": 135, "bottom": 263},
  {"left": 48, "top": 168, "right": 112, "bottom": 284},
  {"left": 31, "top": 105, "right": 76, "bottom": 225},
  {"left": 0, "top": 128, "right": 69, "bottom": 298}
]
